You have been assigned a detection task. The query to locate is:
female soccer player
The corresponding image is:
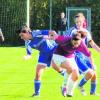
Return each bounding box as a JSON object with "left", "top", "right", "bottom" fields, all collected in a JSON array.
[
  {"left": 49, "top": 31, "right": 92, "bottom": 97},
  {"left": 0, "top": 28, "right": 4, "bottom": 42},
  {"left": 19, "top": 28, "right": 57, "bottom": 96},
  {"left": 66, "top": 14, "right": 100, "bottom": 96}
]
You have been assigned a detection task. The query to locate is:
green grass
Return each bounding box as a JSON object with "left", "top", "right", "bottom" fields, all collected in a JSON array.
[{"left": 0, "top": 47, "right": 100, "bottom": 100}]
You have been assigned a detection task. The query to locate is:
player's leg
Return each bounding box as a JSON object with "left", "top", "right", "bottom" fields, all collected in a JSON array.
[
  {"left": 79, "top": 69, "right": 93, "bottom": 87},
  {"left": 65, "top": 58, "right": 79, "bottom": 97},
  {"left": 90, "top": 71, "right": 97, "bottom": 95},
  {"left": 52, "top": 54, "right": 71, "bottom": 97},
  {"left": 60, "top": 60, "right": 73, "bottom": 97},
  {"left": 78, "top": 69, "right": 94, "bottom": 96},
  {"left": 52, "top": 54, "right": 68, "bottom": 78},
  {"left": 52, "top": 60, "right": 66, "bottom": 76},
  {"left": 33, "top": 64, "right": 46, "bottom": 96},
  {"left": 75, "top": 52, "right": 94, "bottom": 95},
  {"left": 32, "top": 52, "right": 51, "bottom": 96}
]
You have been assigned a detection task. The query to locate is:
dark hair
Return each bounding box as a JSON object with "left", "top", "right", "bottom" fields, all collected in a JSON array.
[
  {"left": 74, "top": 15, "right": 79, "bottom": 19},
  {"left": 16, "top": 26, "right": 30, "bottom": 35},
  {"left": 72, "top": 34, "right": 81, "bottom": 41},
  {"left": 15, "top": 29, "right": 21, "bottom": 34},
  {"left": 77, "top": 31, "right": 86, "bottom": 38}
]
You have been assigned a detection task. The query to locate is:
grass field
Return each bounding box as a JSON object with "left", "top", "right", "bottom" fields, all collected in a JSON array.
[{"left": 0, "top": 47, "right": 100, "bottom": 100}]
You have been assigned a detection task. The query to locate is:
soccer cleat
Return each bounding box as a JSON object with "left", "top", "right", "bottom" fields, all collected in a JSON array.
[
  {"left": 24, "top": 55, "right": 31, "bottom": 60},
  {"left": 61, "top": 86, "right": 67, "bottom": 97},
  {"left": 32, "top": 93, "right": 39, "bottom": 97},
  {"left": 79, "top": 87, "right": 87, "bottom": 96},
  {"left": 67, "top": 94, "right": 73, "bottom": 97}
]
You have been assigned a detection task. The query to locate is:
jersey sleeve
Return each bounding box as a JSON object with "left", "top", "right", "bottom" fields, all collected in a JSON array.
[
  {"left": 86, "top": 30, "right": 92, "bottom": 42},
  {"left": 65, "top": 26, "right": 77, "bottom": 36},
  {"left": 41, "top": 30, "right": 49, "bottom": 35},
  {"left": 31, "top": 30, "right": 49, "bottom": 38}
]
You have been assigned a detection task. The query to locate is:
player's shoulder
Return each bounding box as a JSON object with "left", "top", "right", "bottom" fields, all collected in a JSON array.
[
  {"left": 66, "top": 26, "right": 77, "bottom": 36},
  {"left": 81, "top": 28, "right": 90, "bottom": 33}
]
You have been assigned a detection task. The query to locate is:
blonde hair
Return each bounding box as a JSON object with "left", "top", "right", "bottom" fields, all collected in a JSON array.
[{"left": 76, "top": 12, "right": 86, "bottom": 20}]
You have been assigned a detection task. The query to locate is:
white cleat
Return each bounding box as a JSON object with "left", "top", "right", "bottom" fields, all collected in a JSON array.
[
  {"left": 24, "top": 55, "right": 32, "bottom": 60},
  {"left": 61, "top": 86, "right": 67, "bottom": 97},
  {"left": 79, "top": 87, "right": 87, "bottom": 96}
]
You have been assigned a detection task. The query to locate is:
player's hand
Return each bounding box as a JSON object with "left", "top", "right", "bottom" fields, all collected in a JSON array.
[{"left": 24, "top": 55, "right": 32, "bottom": 60}]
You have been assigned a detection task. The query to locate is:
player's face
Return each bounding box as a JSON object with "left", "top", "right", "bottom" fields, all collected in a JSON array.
[
  {"left": 72, "top": 39, "right": 81, "bottom": 48},
  {"left": 19, "top": 32, "right": 30, "bottom": 40},
  {"left": 49, "top": 31, "right": 58, "bottom": 40},
  {"left": 75, "top": 18, "right": 84, "bottom": 29}
]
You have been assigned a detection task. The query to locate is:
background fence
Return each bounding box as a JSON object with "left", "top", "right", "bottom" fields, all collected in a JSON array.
[{"left": 0, "top": 0, "right": 100, "bottom": 46}]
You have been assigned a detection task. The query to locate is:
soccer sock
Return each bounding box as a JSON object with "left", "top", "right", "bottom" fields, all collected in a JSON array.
[
  {"left": 78, "top": 77, "right": 87, "bottom": 87},
  {"left": 66, "top": 75, "right": 77, "bottom": 96},
  {"left": 90, "top": 81, "right": 96, "bottom": 94},
  {"left": 62, "top": 71, "right": 69, "bottom": 87},
  {"left": 34, "top": 80, "right": 41, "bottom": 95},
  {"left": 60, "top": 69, "right": 66, "bottom": 76}
]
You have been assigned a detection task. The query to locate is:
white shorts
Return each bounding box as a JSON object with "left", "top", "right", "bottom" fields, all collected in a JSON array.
[{"left": 52, "top": 54, "right": 78, "bottom": 70}]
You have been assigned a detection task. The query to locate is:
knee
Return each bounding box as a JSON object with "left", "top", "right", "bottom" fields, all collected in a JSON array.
[
  {"left": 72, "top": 69, "right": 79, "bottom": 81},
  {"left": 85, "top": 70, "right": 94, "bottom": 80},
  {"left": 67, "top": 68, "right": 73, "bottom": 74},
  {"left": 91, "top": 72, "right": 96, "bottom": 80}
]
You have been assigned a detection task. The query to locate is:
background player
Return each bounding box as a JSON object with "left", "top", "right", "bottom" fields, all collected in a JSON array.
[
  {"left": 66, "top": 14, "right": 100, "bottom": 95},
  {"left": 0, "top": 28, "right": 4, "bottom": 42}
]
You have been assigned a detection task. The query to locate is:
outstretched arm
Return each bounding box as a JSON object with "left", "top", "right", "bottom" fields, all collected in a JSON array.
[{"left": 89, "top": 40, "right": 100, "bottom": 52}]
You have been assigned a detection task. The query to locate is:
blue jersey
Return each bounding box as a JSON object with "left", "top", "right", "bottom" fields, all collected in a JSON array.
[
  {"left": 29, "top": 30, "right": 56, "bottom": 52},
  {"left": 25, "top": 30, "right": 50, "bottom": 55},
  {"left": 66, "top": 25, "right": 92, "bottom": 45},
  {"left": 31, "top": 30, "right": 49, "bottom": 38},
  {"left": 28, "top": 30, "right": 57, "bottom": 67},
  {"left": 25, "top": 40, "right": 32, "bottom": 55}
]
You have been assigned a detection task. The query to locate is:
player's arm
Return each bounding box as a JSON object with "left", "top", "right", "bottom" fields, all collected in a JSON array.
[
  {"left": 86, "top": 31, "right": 100, "bottom": 52},
  {"left": 89, "top": 40, "right": 100, "bottom": 52}
]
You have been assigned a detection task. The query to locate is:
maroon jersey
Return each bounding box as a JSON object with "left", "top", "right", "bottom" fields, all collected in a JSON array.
[{"left": 55, "top": 35, "right": 91, "bottom": 58}]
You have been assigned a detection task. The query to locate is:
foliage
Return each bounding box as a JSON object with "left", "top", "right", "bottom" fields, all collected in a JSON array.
[{"left": 0, "top": 0, "right": 100, "bottom": 46}]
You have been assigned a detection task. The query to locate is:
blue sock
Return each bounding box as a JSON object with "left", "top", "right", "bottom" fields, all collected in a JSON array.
[
  {"left": 79, "top": 78, "right": 87, "bottom": 87},
  {"left": 90, "top": 81, "right": 96, "bottom": 94},
  {"left": 34, "top": 80, "right": 41, "bottom": 95}
]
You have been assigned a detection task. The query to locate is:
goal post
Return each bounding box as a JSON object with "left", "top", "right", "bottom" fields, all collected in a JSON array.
[
  {"left": 66, "top": 7, "right": 91, "bottom": 31},
  {"left": 27, "top": 0, "right": 30, "bottom": 28}
]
